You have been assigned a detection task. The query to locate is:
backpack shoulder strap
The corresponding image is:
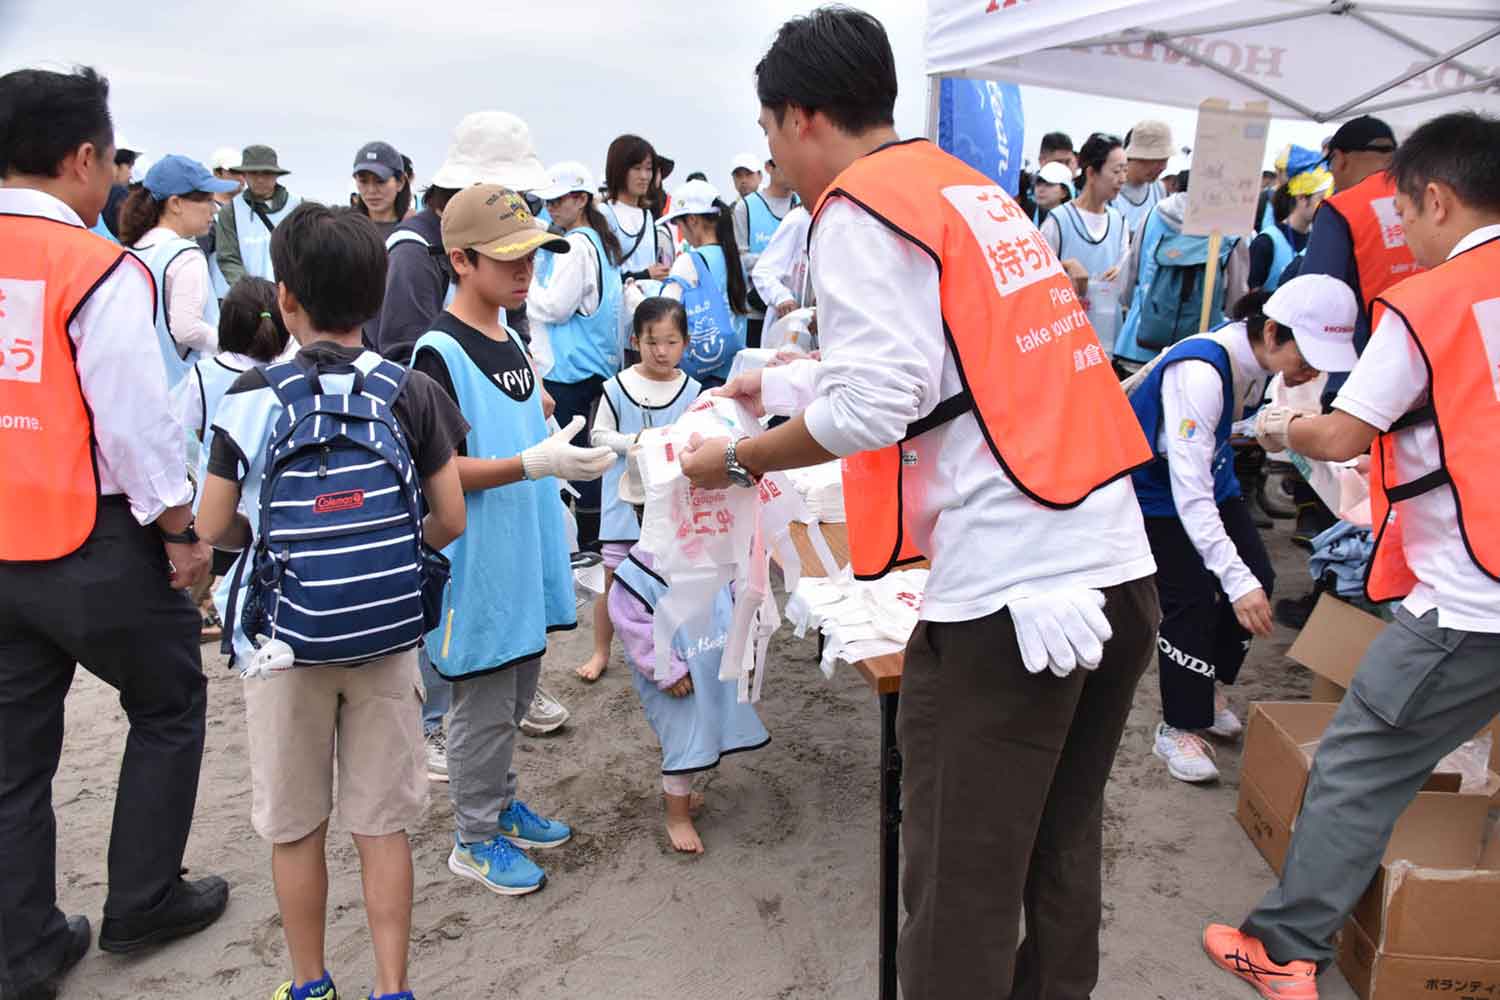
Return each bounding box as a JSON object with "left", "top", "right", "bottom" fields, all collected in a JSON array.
[
  {"left": 263, "top": 360, "right": 317, "bottom": 410},
  {"left": 360, "top": 357, "right": 409, "bottom": 408}
]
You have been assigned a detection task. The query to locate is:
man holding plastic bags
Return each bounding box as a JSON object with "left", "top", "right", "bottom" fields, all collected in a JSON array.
[{"left": 680, "top": 10, "right": 1160, "bottom": 999}]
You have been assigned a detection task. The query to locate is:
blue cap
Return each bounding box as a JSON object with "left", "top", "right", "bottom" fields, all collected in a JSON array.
[{"left": 143, "top": 154, "right": 240, "bottom": 199}]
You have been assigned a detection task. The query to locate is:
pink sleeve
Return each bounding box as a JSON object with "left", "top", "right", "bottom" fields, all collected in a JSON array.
[{"left": 606, "top": 582, "right": 689, "bottom": 688}]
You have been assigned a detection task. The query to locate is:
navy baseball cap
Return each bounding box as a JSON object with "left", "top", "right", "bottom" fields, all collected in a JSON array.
[
  {"left": 353, "top": 141, "right": 404, "bottom": 181},
  {"left": 143, "top": 154, "right": 240, "bottom": 198}
]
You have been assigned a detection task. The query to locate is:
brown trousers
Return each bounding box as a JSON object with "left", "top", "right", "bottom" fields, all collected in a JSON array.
[{"left": 897, "top": 576, "right": 1159, "bottom": 1000}]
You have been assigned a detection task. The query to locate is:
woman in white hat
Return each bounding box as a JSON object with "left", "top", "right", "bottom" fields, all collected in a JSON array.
[
  {"left": 658, "top": 178, "right": 750, "bottom": 388},
  {"left": 1124, "top": 274, "right": 1359, "bottom": 785},
  {"left": 1029, "top": 159, "right": 1073, "bottom": 227}
]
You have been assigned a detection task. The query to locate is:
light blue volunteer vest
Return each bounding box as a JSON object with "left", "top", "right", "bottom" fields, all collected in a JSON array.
[
  {"left": 613, "top": 552, "right": 769, "bottom": 773},
  {"left": 413, "top": 326, "right": 576, "bottom": 678},
  {"left": 187, "top": 353, "right": 253, "bottom": 498},
  {"left": 132, "top": 236, "right": 220, "bottom": 388},
  {"left": 385, "top": 228, "right": 455, "bottom": 310},
  {"left": 597, "top": 373, "right": 701, "bottom": 544},
  {"left": 1260, "top": 223, "right": 1296, "bottom": 293},
  {"left": 1052, "top": 202, "right": 1126, "bottom": 348},
  {"left": 533, "top": 205, "right": 557, "bottom": 287},
  {"left": 539, "top": 227, "right": 625, "bottom": 385},
  {"left": 208, "top": 250, "right": 231, "bottom": 299},
  {"left": 232, "top": 192, "right": 302, "bottom": 280},
  {"left": 1110, "top": 180, "right": 1165, "bottom": 242},
  {"left": 745, "top": 192, "right": 799, "bottom": 254},
  {"left": 1128, "top": 335, "right": 1243, "bottom": 518},
  {"left": 90, "top": 215, "right": 118, "bottom": 243},
  {"left": 664, "top": 247, "right": 746, "bottom": 384},
  {"left": 601, "top": 201, "right": 659, "bottom": 277}
]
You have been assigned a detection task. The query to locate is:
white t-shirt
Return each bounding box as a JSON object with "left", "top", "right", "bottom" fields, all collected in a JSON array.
[
  {"left": 1039, "top": 206, "right": 1130, "bottom": 265},
  {"left": 591, "top": 367, "right": 691, "bottom": 447},
  {"left": 1333, "top": 223, "right": 1500, "bottom": 633},
  {"left": 761, "top": 197, "right": 1156, "bottom": 622}
]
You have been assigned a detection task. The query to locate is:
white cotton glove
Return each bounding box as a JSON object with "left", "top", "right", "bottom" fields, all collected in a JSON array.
[
  {"left": 521, "top": 415, "right": 615, "bottom": 482},
  {"left": 1009, "top": 589, "right": 1113, "bottom": 678},
  {"left": 591, "top": 427, "right": 637, "bottom": 456},
  {"left": 1254, "top": 405, "right": 1314, "bottom": 454}
]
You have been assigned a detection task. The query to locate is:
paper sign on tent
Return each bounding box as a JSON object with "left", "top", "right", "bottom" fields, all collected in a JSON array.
[{"left": 1182, "top": 98, "right": 1271, "bottom": 238}]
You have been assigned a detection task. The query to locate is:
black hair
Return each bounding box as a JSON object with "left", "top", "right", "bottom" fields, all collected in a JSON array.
[
  {"left": 218, "top": 276, "right": 291, "bottom": 362},
  {"left": 114, "top": 148, "right": 136, "bottom": 167},
  {"left": 0, "top": 66, "right": 113, "bottom": 178},
  {"left": 1076, "top": 133, "right": 1123, "bottom": 188},
  {"left": 1040, "top": 131, "right": 1074, "bottom": 156},
  {"left": 578, "top": 194, "right": 624, "bottom": 266},
  {"left": 1176, "top": 169, "right": 1190, "bottom": 193},
  {"left": 353, "top": 173, "right": 412, "bottom": 222},
  {"left": 685, "top": 171, "right": 707, "bottom": 183},
  {"left": 1262, "top": 169, "right": 1277, "bottom": 181},
  {"left": 756, "top": 5, "right": 897, "bottom": 135},
  {"left": 683, "top": 201, "right": 749, "bottom": 315},
  {"left": 1388, "top": 111, "right": 1500, "bottom": 215},
  {"left": 632, "top": 296, "right": 688, "bottom": 339},
  {"left": 449, "top": 247, "right": 481, "bottom": 286},
  {"left": 1231, "top": 288, "right": 1293, "bottom": 346},
  {"left": 401, "top": 153, "right": 414, "bottom": 182},
  {"left": 117, "top": 186, "right": 213, "bottom": 246},
  {"left": 605, "top": 134, "right": 657, "bottom": 203},
  {"left": 269, "top": 203, "right": 387, "bottom": 332},
  {"left": 1271, "top": 183, "right": 1296, "bottom": 224},
  {"left": 421, "top": 185, "right": 459, "bottom": 214}
]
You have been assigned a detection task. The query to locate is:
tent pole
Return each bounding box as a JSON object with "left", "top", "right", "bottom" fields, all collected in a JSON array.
[
  {"left": 1352, "top": 3, "right": 1500, "bottom": 21},
  {"left": 1348, "top": 8, "right": 1494, "bottom": 83},
  {"left": 925, "top": 75, "right": 942, "bottom": 141},
  {"left": 1076, "top": 7, "right": 1330, "bottom": 50},
  {"left": 1322, "top": 23, "right": 1500, "bottom": 119},
  {"left": 1347, "top": 74, "right": 1500, "bottom": 117},
  {"left": 1152, "top": 38, "right": 1325, "bottom": 119}
]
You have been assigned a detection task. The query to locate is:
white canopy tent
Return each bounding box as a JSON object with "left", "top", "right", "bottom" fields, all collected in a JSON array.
[{"left": 925, "top": 0, "right": 1500, "bottom": 131}]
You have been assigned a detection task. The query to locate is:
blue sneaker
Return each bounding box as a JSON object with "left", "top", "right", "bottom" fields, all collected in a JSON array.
[
  {"left": 273, "top": 973, "right": 337, "bottom": 999},
  {"left": 498, "top": 799, "right": 572, "bottom": 849},
  {"left": 447, "top": 833, "right": 545, "bottom": 896},
  {"left": 367, "top": 993, "right": 416, "bottom": 1000}
]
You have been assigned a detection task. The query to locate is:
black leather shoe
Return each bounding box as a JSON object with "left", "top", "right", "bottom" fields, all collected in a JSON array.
[
  {"left": 9, "top": 915, "right": 90, "bottom": 1000},
  {"left": 98, "top": 876, "right": 229, "bottom": 954}
]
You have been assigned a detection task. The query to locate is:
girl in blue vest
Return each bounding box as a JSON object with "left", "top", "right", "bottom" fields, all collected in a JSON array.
[
  {"left": 574, "top": 297, "right": 701, "bottom": 683},
  {"left": 1125, "top": 276, "right": 1357, "bottom": 785},
  {"left": 410, "top": 183, "right": 616, "bottom": 897},
  {"left": 527, "top": 161, "right": 626, "bottom": 554},
  {"left": 608, "top": 542, "right": 770, "bottom": 853},
  {"left": 601, "top": 134, "right": 671, "bottom": 283},
  {"left": 1248, "top": 153, "right": 1331, "bottom": 292},
  {"left": 173, "top": 276, "right": 292, "bottom": 641},
  {"left": 659, "top": 179, "right": 750, "bottom": 389},
  {"left": 119, "top": 154, "right": 240, "bottom": 389},
  {"left": 1040, "top": 134, "right": 1129, "bottom": 354}
]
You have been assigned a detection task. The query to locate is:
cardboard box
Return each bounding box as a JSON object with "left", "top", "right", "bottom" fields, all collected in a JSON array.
[
  {"left": 1287, "top": 593, "right": 1500, "bottom": 801},
  {"left": 1235, "top": 702, "right": 1496, "bottom": 876},
  {"left": 1337, "top": 862, "right": 1500, "bottom": 1000}
]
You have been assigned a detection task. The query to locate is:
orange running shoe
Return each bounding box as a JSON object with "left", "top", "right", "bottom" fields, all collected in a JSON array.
[{"left": 1203, "top": 924, "right": 1319, "bottom": 999}]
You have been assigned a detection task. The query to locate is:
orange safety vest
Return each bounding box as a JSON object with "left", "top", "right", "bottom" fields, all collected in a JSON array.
[
  {"left": 0, "top": 214, "right": 140, "bottom": 561},
  {"left": 1364, "top": 234, "right": 1500, "bottom": 603},
  {"left": 1323, "top": 172, "right": 1422, "bottom": 319},
  {"left": 813, "top": 140, "right": 1153, "bottom": 579}
]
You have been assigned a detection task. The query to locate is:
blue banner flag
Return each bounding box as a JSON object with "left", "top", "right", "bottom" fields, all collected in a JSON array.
[{"left": 938, "top": 78, "right": 1026, "bottom": 196}]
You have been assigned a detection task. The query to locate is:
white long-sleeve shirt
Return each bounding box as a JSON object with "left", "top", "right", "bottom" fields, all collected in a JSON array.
[
  {"left": 134, "top": 226, "right": 218, "bottom": 354},
  {"left": 752, "top": 205, "right": 812, "bottom": 310},
  {"left": 1154, "top": 325, "right": 1270, "bottom": 602},
  {"left": 0, "top": 188, "right": 192, "bottom": 525},
  {"left": 761, "top": 196, "right": 1156, "bottom": 622},
  {"left": 590, "top": 367, "right": 692, "bottom": 453},
  {"left": 526, "top": 229, "right": 601, "bottom": 324}
]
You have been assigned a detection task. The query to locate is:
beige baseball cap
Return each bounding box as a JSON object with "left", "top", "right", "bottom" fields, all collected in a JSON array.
[
  {"left": 1125, "top": 120, "right": 1174, "bottom": 160},
  {"left": 440, "top": 184, "right": 570, "bottom": 262}
]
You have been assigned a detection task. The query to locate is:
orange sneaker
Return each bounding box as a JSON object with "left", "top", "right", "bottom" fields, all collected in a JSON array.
[{"left": 1203, "top": 924, "right": 1319, "bottom": 999}]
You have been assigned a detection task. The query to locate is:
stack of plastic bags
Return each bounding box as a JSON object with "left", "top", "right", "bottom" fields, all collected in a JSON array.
[
  {"left": 785, "top": 568, "right": 929, "bottom": 679},
  {"left": 784, "top": 461, "right": 845, "bottom": 523}
]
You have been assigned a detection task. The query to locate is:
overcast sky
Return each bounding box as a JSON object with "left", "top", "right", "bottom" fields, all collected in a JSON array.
[{"left": 2, "top": 0, "right": 1331, "bottom": 203}]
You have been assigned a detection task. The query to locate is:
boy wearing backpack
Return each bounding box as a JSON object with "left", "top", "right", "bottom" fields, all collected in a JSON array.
[
  {"left": 198, "top": 203, "right": 469, "bottom": 1000},
  {"left": 409, "top": 184, "right": 614, "bottom": 896}
]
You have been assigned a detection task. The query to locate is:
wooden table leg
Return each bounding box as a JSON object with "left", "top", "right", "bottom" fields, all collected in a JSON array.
[{"left": 879, "top": 691, "right": 902, "bottom": 1000}]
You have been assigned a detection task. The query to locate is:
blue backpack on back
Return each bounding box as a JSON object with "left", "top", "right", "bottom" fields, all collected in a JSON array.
[
  {"left": 1135, "top": 232, "right": 1239, "bottom": 351},
  {"left": 663, "top": 251, "right": 744, "bottom": 382},
  {"left": 223, "top": 356, "right": 448, "bottom": 666}
]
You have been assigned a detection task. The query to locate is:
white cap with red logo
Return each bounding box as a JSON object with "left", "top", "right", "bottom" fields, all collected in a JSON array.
[{"left": 1264, "top": 273, "right": 1360, "bottom": 373}]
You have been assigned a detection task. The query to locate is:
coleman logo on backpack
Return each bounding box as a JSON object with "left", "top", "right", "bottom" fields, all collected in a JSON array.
[{"left": 313, "top": 489, "right": 365, "bottom": 514}]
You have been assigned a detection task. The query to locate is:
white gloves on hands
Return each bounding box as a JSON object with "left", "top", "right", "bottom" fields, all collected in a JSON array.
[
  {"left": 1009, "top": 588, "right": 1113, "bottom": 678},
  {"left": 1254, "top": 405, "right": 1313, "bottom": 454},
  {"left": 521, "top": 416, "right": 615, "bottom": 482}
]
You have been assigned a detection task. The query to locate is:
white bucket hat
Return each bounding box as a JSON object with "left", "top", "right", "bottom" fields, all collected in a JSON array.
[
  {"left": 663, "top": 179, "right": 722, "bottom": 221},
  {"left": 209, "top": 146, "right": 240, "bottom": 171},
  {"left": 533, "top": 161, "right": 596, "bottom": 202},
  {"left": 430, "top": 111, "right": 549, "bottom": 192}
]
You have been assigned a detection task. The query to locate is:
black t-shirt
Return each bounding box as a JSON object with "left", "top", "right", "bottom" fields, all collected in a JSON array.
[
  {"left": 207, "top": 341, "right": 470, "bottom": 482},
  {"left": 410, "top": 312, "right": 536, "bottom": 457}
]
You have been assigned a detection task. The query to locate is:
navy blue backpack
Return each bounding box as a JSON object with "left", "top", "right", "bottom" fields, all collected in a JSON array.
[{"left": 223, "top": 356, "right": 448, "bottom": 666}]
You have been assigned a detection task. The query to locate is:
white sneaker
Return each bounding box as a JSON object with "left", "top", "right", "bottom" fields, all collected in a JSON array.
[
  {"left": 425, "top": 728, "right": 449, "bottom": 782},
  {"left": 1154, "top": 723, "right": 1220, "bottom": 783},
  {"left": 520, "top": 687, "right": 570, "bottom": 737},
  {"left": 1207, "top": 690, "right": 1243, "bottom": 740}
]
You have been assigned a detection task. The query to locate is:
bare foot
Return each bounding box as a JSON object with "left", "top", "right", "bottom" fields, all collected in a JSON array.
[
  {"left": 575, "top": 654, "right": 607, "bottom": 682},
  {"left": 665, "top": 793, "right": 704, "bottom": 854}
]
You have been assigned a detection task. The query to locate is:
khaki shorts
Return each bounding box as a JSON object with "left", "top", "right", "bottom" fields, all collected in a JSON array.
[{"left": 244, "top": 647, "right": 427, "bottom": 843}]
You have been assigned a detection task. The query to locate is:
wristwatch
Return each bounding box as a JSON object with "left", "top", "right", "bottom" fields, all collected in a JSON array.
[
  {"left": 724, "top": 438, "right": 756, "bottom": 488},
  {"left": 159, "top": 520, "right": 200, "bottom": 545}
]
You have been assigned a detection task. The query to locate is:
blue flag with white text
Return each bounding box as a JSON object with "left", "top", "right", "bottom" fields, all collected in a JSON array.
[{"left": 938, "top": 78, "right": 1025, "bottom": 196}]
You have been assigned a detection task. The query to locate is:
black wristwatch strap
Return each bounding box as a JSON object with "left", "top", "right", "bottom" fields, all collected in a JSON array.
[{"left": 159, "top": 521, "right": 200, "bottom": 544}]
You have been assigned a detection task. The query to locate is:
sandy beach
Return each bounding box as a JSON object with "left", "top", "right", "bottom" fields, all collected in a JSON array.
[{"left": 49, "top": 522, "right": 1356, "bottom": 999}]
